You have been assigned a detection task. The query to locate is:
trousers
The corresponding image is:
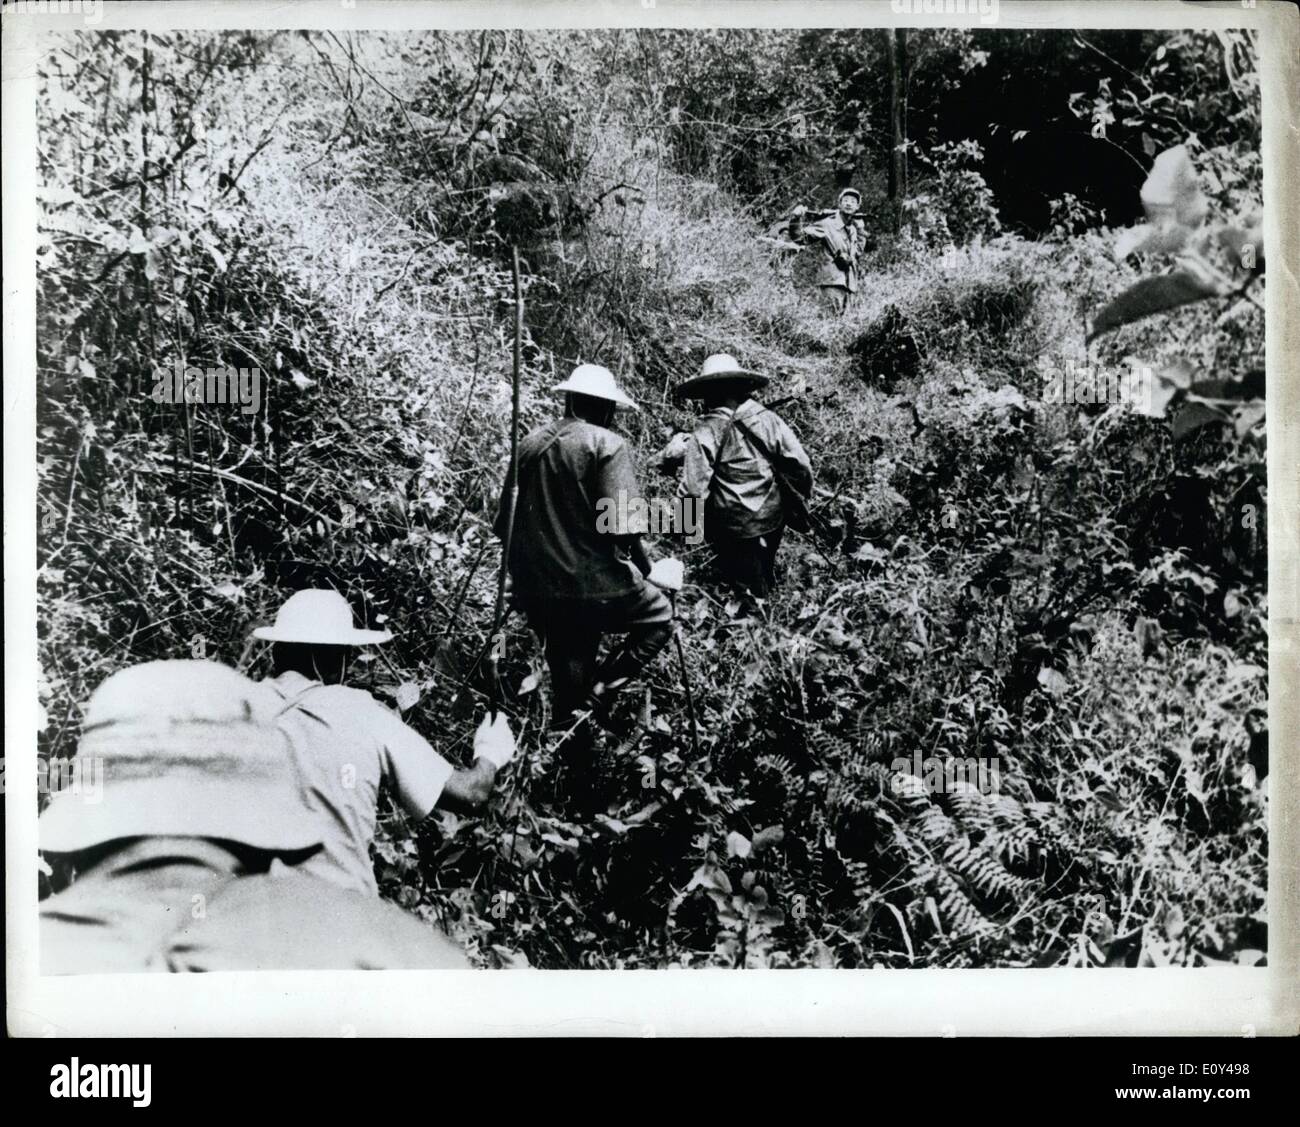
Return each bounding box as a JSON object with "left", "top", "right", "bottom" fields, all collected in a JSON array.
[
  {"left": 523, "top": 578, "right": 673, "bottom": 723},
  {"left": 710, "top": 525, "right": 785, "bottom": 596},
  {"left": 819, "top": 284, "right": 850, "bottom": 315},
  {"left": 523, "top": 579, "right": 673, "bottom": 807}
]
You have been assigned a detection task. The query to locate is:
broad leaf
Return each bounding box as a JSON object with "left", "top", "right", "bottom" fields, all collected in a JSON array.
[
  {"left": 1037, "top": 666, "right": 1068, "bottom": 695},
  {"left": 1187, "top": 368, "right": 1264, "bottom": 401},
  {"left": 1093, "top": 786, "right": 1124, "bottom": 812},
  {"left": 726, "top": 830, "right": 752, "bottom": 859},
  {"left": 1114, "top": 221, "right": 1189, "bottom": 260},
  {"left": 1131, "top": 358, "right": 1194, "bottom": 419},
  {"left": 1171, "top": 400, "right": 1228, "bottom": 439},
  {"left": 490, "top": 945, "right": 531, "bottom": 969},
  {"left": 594, "top": 814, "right": 632, "bottom": 835},
  {"left": 1087, "top": 270, "right": 1224, "bottom": 342},
  {"left": 1233, "top": 402, "right": 1266, "bottom": 438},
  {"left": 1217, "top": 216, "right": 1264, "bottom": 272},
  {"left": 1140, "top": 145, "right": 1208, "bottom": 229},
  {"left": 686, "top": 863, "right": 732, "bottom": 896}
]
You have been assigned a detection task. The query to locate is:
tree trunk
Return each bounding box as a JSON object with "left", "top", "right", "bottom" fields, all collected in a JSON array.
[
  {"left": 886, "top": 28, "right": 908, "bottom": 234},
  {"left": 898, "top": 29, "right": 909, "bottom": 202}
]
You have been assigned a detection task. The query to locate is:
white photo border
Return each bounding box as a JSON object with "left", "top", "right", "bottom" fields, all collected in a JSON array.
[{"left": 5, "top": 0, "right": 1296, "bottom": 1037}]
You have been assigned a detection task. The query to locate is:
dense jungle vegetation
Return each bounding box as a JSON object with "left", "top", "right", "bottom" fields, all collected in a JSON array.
[{"left": 36, "top": 27, "right": 1267, "bottom": 968}]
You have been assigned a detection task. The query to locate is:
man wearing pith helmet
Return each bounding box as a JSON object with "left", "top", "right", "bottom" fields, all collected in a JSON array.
[
  {"left": 676, "top": 353, "right": 813, "bottom": 597},
  {"left": 792, "top": 187, "right": 867, "bottom": 314},
  {"left": 253, "top": 588, "right": 516, "bottom": 896},
  {"left": 495, "top": 363, "right": 674, "bottom": 809},
  {"left": 39, "top": 660, "right": 470, "bottom": 972}
]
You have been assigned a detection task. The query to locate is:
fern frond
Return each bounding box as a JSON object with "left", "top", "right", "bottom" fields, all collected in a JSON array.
[{"left": 933, "top": 866, "right": 996, "bottom": 938}]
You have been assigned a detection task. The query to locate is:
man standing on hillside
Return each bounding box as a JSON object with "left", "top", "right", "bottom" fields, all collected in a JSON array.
[
  {"left": 496, "top": 364, "right": 674, "bottom": 809},
  {"left": 252, "top": 589, "right": 516, "bottom": 897},
  {"left": 792, "top": 187, "right": 868, "bottom": 315},
  {"left": 676, "top": 354, "right": 814, "bottom": 597}
]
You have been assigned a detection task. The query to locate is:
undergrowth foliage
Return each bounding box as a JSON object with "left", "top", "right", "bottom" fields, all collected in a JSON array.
[{"left": 36, "top": 30, "right": 1266, "bottom": 968}]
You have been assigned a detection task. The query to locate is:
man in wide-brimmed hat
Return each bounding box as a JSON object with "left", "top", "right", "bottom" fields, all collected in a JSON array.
[
  {"left": 39, "top": 660, "right": 471, "bottom": 972},
  {"left": 792, "top": 187, "right": 868, "bottom": 314},
  {"left": 675, "top": 353, "right": 813, "bottom": 596},
  {"left": 252, "top": 588, "right": 516, "bottom": 896},
  {"left": 495, "top": 363, "right": 675, "bottom": 810}
]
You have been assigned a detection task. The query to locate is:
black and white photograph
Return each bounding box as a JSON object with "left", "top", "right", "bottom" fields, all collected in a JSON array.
[{"left": 5, "top": 0, "right": 1297, "bottom": 1038}]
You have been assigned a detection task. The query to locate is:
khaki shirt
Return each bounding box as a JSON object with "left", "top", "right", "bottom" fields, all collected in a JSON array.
[
  {"left": 40, "top": 839, "right": 470, "bottom": 973},
  {"left": 269, "top": 672, "right": 454, "bottom": 896},
  {"left": 679, "top": 399, "right": 814, "bottom": 540},
  {"left": 798, "top": 211, "right": 865, "bottom": 292}
]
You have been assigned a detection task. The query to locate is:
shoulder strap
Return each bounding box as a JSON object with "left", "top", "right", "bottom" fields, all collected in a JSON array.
[
  {"left": 271, "top": 679, "right": 326, "bottom": 721},
  {"left": 732, "top": 414, "right": 774, "bottom": 465},
  {"left": 703, "top": 411, "right": 743, "bottom": 494},
  {"left": 734, "top": 414, "right": 806, "bottom": 497},
  {"left": 518, "top": 419, "right": 568, "bottom": 482}
]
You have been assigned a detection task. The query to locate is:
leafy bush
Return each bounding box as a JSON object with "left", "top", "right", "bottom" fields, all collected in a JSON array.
[{"left": 36, "top": 30, "right": 1266, "bottom": 969}]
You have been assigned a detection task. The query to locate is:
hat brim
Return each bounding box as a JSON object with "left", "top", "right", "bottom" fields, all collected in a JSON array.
[
  {"left": 552, "top": 380, "right": 640, "bottom": 410},
  {"left": 252, "top": 625, "right": 393, "bottom": 645},
  {"left": 39, "top": 778, "right": 325, "bottom": 856},
  {"left": 675, "top": 370, "right": 770, "bottom": 398}
]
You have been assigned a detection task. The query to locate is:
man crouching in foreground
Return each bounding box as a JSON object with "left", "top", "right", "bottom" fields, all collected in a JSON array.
[{"left": 39, "top": 660, "right": 471, "bottom": 972}]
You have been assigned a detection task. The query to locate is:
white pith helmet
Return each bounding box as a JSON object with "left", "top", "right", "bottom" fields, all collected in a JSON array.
[
  {"left": 553, "top": 363, "right": 639, "bottom": 410},
  {"left": 253, "top": 589, "right": 393, "bottom": 646}
]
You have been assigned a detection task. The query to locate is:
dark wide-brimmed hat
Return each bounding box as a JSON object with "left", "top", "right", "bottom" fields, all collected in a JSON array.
[{"left": 674, "top": 353, "right": 770, "bottom": 400}]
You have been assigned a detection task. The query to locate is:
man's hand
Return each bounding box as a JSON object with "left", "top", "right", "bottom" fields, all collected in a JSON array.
[
  {"left": 647, "top": 557, "right": 685, "bottom": 592},
  {"left": 654, "top": 431, "right": 690, "bottom": 474},
  {"left": 473, "top": 712, "right": 516, "bottom": 769}
]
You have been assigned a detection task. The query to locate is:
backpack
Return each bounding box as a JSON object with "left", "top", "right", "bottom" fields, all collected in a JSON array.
[{"left": 728, "top": 413, "right": 813, "bottom": 534}]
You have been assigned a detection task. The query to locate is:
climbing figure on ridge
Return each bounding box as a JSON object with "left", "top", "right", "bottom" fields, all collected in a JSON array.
[{"left": 786, "top": 187, "right": 870, "bottom": 315}]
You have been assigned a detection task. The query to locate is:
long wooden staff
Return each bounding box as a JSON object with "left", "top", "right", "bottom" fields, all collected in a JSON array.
[{"left": 486, "top": 246, "right": 523, "bottom": 720}]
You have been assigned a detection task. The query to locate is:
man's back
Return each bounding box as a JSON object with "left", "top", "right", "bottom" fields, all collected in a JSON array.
[
  {"left": 267, "top": 672, "right": 454, "bottom": 895},
  {"left": 166, "top": 869, "right": 470, "bottom": 970},
  {"left": 499, "top": 416, "right": 643, "bottom": 603},
  {"left": 40, "top": 839, "right": 470, "bottom": 973},
  {"left": 683, "top": 399, "right": 813, "bottom": 539}
]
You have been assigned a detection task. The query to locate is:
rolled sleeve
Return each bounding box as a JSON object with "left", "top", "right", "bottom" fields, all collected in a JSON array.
[{"left": 368, "top": 703, "right": 456, "bottom": 820}]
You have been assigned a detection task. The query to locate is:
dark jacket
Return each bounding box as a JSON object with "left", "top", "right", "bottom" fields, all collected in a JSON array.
[
  {"left": 496, "top": 416, "right": 645, "bottom": 603},
  {"left": 679, "top": 399, "right": 813, "bottom": 540}
]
